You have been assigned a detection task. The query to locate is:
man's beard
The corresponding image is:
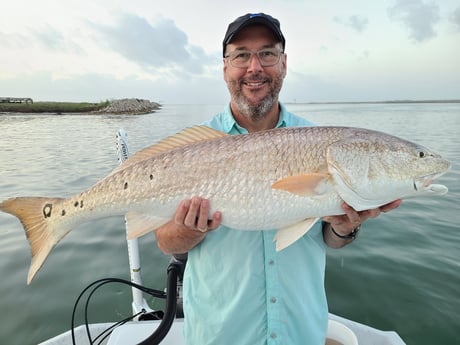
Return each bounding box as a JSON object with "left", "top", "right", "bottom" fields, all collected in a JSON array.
[{"left": 230, "top": 73, "right": 284, "bottom": 122}]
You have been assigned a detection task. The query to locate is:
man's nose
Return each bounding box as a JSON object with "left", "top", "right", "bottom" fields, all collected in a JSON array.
[{"left": 246, "top": 53, "right": 263, "bottom": 72}]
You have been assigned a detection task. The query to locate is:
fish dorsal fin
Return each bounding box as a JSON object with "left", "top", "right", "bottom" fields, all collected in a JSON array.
[
  {"left": 148, "top": 126, "right": 229, "bottom": 154},
  {"left": 272, "top": 173, "right": 331, "bottom": 196},
  {"left": 112, "top": 126, "right": 228, "bottom": 174}
]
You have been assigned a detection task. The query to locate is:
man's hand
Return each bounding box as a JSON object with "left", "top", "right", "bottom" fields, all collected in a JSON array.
[
  {"left": 322, "top": 199, "right": 402, "bottom": 248},
  {"left": 154, "top": 196, "right": 222, "bottom": 255}
]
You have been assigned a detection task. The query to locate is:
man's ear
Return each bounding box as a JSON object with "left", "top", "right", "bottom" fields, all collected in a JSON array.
[{"left": 281, "top": 53, "right": 287, "bottom": 78}]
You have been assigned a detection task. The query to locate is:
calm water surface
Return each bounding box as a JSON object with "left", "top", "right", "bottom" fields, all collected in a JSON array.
[{"left": 0, "top": 103, "right": 459, "bottom": 345}]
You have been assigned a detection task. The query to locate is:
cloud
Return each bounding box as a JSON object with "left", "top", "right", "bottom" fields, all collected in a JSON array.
[
  {"left": 451, "top": 7, "right": 460, "bottom": 30},
  {"left": 348, "top": 15, "right": 369, "bottom": 32},
  {"left": 0, "top": 32, "right": 29, "bottom": 48},
  {"left": 31, "top": 25, "right": 84, "bottom": 54},
  {"left": 388, "top": 0, "right": 440, "bottom": 42},
  {"left": 0, "top": 24, "right": 82, "bottom": 54},
  {"left": 334, "top": 15, "right": 369, "bottom": 33},
  {"left": 33, "top": 26, "right": 67, "bottom": 51},
  {"left": 88, "top": 13, "right": 217, "bottom": 77}
]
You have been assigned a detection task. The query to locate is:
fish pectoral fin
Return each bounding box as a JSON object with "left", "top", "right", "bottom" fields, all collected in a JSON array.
[
  {"left": 125, "top": 212, "right": 170, "bottom": 239},
  {"left": 274, "top": 217, "right": 320, "bottom": 251},
  {"left": 272, "top": 173, "right": 330, "bottom": 196}
]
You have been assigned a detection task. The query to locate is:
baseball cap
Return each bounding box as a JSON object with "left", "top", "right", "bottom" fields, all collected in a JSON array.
[{"left": 222, "top": 13, "right": 286, "bottom": 57}]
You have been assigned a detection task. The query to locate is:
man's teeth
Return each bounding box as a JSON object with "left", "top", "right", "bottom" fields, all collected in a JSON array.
[{"left": 246, "top": 81, "right": 264, "bottom": 86}]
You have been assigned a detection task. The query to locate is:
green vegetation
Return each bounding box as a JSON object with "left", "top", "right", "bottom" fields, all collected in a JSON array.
[{"left": 0, "top": 100, "right": 110, "bottom": 113}]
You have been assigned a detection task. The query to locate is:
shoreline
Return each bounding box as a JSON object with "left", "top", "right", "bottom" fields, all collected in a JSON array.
[
  {"left": 2, "top": 98, "right": 459, "bottom": 114},
  {"left": 0, "top": 98, "right": 161, "bottom": 115}
]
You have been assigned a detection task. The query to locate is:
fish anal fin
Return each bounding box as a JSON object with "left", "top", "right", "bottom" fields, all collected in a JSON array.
[
  {"left": 111, "top": 126, "right": 229, "bottom": 175},
  {"left": 272, "top": 173, "right": 330, "bottom": 196},
  {"left": 275, "top": 218, "right": 320, "bottom": 251},
  {"left": 125, "top": 212, "right": 170, "bottom": 239},
  {"left": 0, "top": 197, "right": 68, "bottom": 284}
]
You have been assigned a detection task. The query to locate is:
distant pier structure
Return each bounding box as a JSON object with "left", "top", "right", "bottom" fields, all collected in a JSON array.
[{"left": 0, "top": 97, "right": 33, "bottom": 104}]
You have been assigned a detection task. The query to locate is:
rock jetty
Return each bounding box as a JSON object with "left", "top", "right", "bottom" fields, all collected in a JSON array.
[{"left": 95, "top": 98, "right": 161, "bottom": 114}]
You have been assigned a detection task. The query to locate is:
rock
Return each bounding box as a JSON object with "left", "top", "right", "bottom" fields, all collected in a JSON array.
[{"left": 95, "top": 98, "right": 161, "bottom": 114}]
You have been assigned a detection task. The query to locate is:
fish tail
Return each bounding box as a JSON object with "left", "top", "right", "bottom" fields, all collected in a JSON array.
[{"left": 0, "top": 197, "right": 68, "bottom": 284}]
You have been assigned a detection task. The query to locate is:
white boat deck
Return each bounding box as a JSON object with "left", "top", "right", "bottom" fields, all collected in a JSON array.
[{"left": 39, "top": 313, "right": 406, "bottom": 345}]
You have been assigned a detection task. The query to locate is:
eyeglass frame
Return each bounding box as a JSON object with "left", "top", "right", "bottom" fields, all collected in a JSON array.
[{"left": 224, "top": 47, "right": 284, "bottom": 68}]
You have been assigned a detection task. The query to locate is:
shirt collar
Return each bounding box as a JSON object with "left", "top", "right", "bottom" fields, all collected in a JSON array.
[{"left": 221, "top": 102, "right": 288, "bottom": 134}]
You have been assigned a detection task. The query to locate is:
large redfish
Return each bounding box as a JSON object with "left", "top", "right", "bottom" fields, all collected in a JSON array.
[{"left": 0, "top": 126, "right": 450, "bottom": 284}]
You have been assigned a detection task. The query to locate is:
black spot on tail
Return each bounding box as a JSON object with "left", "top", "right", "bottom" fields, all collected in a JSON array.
[
  {"left": 124, "top": 182, "right": 128, "bottom": 190},
  {"left": 43, "top": 204, "right": 52, "bottom": 218}
]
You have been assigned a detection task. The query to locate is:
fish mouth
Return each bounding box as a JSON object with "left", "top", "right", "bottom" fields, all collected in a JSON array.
[{"left": 413, "top": 171, "right": 449, "bottom": 195}]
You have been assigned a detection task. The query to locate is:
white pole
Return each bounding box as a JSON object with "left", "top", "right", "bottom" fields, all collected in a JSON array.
[{"left": 116, "top": 129, "right": 151, "bottom": 314}]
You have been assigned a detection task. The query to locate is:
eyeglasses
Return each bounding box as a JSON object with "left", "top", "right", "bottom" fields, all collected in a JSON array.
[{"left": 225, "top": 48, "right": 283, "bottom": 68}]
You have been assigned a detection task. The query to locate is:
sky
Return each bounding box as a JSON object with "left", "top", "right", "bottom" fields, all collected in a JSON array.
[{"left": 0, "top": 0, "right": 459, "bottom": 104}]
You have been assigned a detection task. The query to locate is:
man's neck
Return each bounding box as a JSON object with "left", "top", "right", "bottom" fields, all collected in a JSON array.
[{"left": 230, "top": 102, "right": 280, "bottom": 133}]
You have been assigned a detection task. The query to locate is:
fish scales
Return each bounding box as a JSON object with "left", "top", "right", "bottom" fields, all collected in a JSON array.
[{"left": 111, "top": 127, "right": 334, "bottom": 229}]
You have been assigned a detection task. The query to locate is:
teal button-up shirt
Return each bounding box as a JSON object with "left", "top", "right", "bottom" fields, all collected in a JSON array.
[{"left": 183, "top": 103, "right": 328, "bottom": 345}]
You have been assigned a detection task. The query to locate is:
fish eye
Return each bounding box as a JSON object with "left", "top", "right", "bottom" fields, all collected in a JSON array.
[{"left": 418, "top": 151, "right": 426, "bottom": 158}]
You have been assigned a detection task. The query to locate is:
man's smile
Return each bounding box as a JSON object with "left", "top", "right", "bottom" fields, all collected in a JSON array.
[{"left": 242, "top": 78, "right": 270, "bottom": 90}]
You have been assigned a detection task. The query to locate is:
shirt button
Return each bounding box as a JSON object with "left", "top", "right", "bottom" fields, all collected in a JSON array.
[
  {"left": 270, "top": 297, "right": 277, "bottom": 303},
  {"left": 270, "top": 332, "right": 277, "bottom": 339},
  {"left": 268, "top": 259, "right": 274, "bottom": 265}
]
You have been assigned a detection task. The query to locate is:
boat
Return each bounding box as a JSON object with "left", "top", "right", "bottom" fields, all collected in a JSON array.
[
  {"left": 39, "top": 130, "right": 407, "bottom": 345},
  {"left": 40, "top": 316, "right": 406, "bottom": 345}
]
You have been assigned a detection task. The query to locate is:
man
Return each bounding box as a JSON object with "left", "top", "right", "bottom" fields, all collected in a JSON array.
[{"left": 155, "top": 13, "right": 401, "bottom": 344}]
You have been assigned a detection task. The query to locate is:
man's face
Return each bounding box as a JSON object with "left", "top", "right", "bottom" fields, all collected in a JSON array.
[{"left": 223, "top": 25, "right": 287, "bottom": 119}]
